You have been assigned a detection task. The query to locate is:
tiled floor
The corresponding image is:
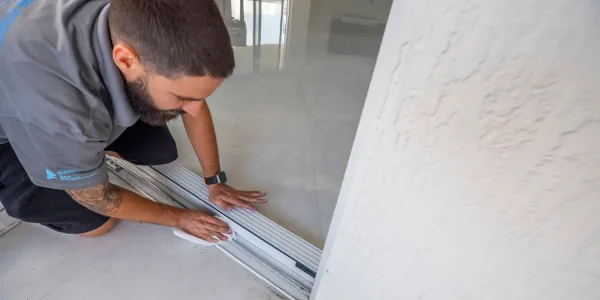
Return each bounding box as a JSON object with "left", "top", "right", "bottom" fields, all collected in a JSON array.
[
  {"left": 170, "top": 55, "right": 376, "bottom": 248},
  {"left": 0, "top": 176, "right": 280, "bottom": 300},
  {"left": 0, "top": 222, "right": 280, "bottom": 300}
]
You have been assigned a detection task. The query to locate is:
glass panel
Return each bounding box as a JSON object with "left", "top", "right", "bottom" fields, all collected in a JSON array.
[{"left": 169, "top": 0, "right": 394, "bottom": 249}]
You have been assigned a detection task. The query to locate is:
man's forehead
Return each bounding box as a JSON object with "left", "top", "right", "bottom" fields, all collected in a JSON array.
[{"left": 151, "top": 74, "right": 224, "bottom": 97}]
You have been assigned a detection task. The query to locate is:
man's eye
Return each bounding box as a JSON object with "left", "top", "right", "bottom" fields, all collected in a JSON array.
[{"left": 178, "top": 98, "right": 204, "bottom": 103}]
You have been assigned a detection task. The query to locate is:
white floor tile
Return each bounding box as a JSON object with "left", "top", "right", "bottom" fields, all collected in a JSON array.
[{"left": 0, "top": 222, "right": 278, "bottom": 300}]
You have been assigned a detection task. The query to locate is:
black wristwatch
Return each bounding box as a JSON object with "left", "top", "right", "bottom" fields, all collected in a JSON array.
[{"left": 204, "top": 171, "right": 227, "bottom": 185}]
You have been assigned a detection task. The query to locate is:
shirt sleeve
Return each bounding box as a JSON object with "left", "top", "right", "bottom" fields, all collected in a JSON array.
[
  {"left": 1, "top": 117, "right": 109, "bottom": 190},
  {"left": 0, "top": 58, "right": 112, "bottom": 190}
]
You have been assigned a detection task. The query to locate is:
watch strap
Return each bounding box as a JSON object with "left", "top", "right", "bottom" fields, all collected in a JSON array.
[{"left": 204, "top": 171, "right": 227, "bottom": 185}]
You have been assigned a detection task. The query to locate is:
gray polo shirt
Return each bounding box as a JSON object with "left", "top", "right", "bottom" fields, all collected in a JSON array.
[{"left": 0, "top": 0, "right": 139, "bottom": 189}]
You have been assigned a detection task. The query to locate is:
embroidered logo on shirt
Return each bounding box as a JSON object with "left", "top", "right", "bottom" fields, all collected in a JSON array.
[
  {"left": 45, "top": 169, "right": 57, "bottom": 180},
  {"left": 45, "top": 169, "right": 98, "bottom": 181}
]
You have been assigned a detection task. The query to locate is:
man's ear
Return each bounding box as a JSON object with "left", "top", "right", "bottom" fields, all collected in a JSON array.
[{"left": 112, "top": 42, "right": 143, "bottom": 80}]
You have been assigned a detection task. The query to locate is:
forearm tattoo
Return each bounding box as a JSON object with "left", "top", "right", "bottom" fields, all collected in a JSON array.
[{"left": 67, "top": 180, "right": 124, "bottom": 215}]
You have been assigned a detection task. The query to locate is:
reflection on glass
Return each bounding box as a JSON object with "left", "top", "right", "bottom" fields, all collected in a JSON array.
[
  {"left": 170, "top": 0, "right": 394, "bottom": 248},
  {"left": 223, "top": 0, "right": 289, "bottom": 73}
]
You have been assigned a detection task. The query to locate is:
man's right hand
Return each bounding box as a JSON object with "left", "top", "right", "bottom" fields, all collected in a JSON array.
[
  {"left": 68, "top": 179, "right": 232, "bottom": 243},
  {"left": 177, "top": 210, "right": 232, "bottom": 243}
]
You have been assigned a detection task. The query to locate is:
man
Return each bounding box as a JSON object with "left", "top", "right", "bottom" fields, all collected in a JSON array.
[{"left": 0, "top": 0, "right": 267, "bottom": 242}]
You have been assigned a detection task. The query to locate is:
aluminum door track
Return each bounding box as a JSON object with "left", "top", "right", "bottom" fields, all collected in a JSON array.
[{"left": 106, "top": 157, "right": 322, "bottom": 300}]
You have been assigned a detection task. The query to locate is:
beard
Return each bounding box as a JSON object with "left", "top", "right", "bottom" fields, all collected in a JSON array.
[{"left": 125, "top": 76, "right": 184, "bottom": 126}]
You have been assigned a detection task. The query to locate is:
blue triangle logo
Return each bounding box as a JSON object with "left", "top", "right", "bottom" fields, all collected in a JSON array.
[{"left": 46, "top": 169, "right": 57, "bottom": 180}]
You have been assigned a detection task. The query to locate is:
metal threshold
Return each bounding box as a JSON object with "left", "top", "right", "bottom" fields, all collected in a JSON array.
[{"left": 106, "top": 157, "right": 321, "bottom": 300}]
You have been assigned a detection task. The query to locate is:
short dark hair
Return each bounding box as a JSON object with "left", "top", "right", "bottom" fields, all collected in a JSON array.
[{"left": 108, "top": 0, "right": 235, "bottom": 78}]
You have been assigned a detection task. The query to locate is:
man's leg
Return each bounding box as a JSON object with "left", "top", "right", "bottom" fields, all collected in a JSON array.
[
  {"left": 0, "top": 122, "right": 177, "bottom": 237},
  {"left": 92, "top": 122, "right": 177, "bottom": 235},
  {"left": 106, "top": 120, "right": 178, "bottom": 166},
  {"left": 80, "top": 121, "right": 179, "bottom": 234},
  {"left": 80, "top": 217, "right": 118, "bottom": 237},
  {"left": 0, "top": 143, "right": 115, "bottom": 237}
]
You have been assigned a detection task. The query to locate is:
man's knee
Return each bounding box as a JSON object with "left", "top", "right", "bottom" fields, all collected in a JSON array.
[
  {"left": 144, "top": 145, "right": 178, "bottom": 166},
  {"left": 1, "top": 181, "right": 40, "bottom": 222},
  {"left": 2, "top": 197, "right": 28, "bottom": 220},
  {"left": 104, "top": 151, "right": 122, "bottom": 159},
  {"left": 141, "top": 136, "right": 178, "bottom": 165},
  {"left": 80, "top": 218, "right": 118, "bottom": 238}
]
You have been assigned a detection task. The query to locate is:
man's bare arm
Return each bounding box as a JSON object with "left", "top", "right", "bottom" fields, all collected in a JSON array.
[
  {"left": 67, "top": 179, "right": 231, "bottom": 241},
  {"left": 67, "top": 179, "right": 179, "bottom": 226},
  {"left": 67, "top": 180, "right": 124, "bottom": 215},
  {"left": 182, "top": 101, "right": 220, "bottom": 177},
  {"left": 182, "top": 101, "right": 267, "bottom": 211}
]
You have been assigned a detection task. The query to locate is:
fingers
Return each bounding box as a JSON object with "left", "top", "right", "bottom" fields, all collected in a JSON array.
[
  {"left": 236, "top": 193, "right": 268, "bottom": 204},
  {"left": 213, "top": 199, "right": 234, "bottom": 211},
  {"left": 198, "top": 232, "right": 228, "bottom": 242},
  {"left": 209, "top": 185, "right": 268, "bottom": 211},
  {"left": 186, "top": 226, "right": 229, "bottom": 242},
  {"left": 237, "top": 190, "right": 267, "bottom": 204},
  {"left": 201, "top": 215, "right": 229, "bottom": 228},
  {"left": 197, "top": 233, "right": 219, "bottom": 243},
  {"left": 200, "top": 216, "right": 231, "bottom": 241},
  {"left": 240, "top": 190, "right": 267, "bottom": 197},
  {"left": 178, "top": 209, "right": 235, "bottom": 243},
  {"left": 204, "top": 223, "right": 232, "bottom": 235},
  {"left": 219, "top": 190, "right": 267, "bottom": 209},
  {"left": 223, "top": 197, "right": 256, "bottom": 211},
  {"left": 209, "top": 231, "right": 229, "bottom": 241}
]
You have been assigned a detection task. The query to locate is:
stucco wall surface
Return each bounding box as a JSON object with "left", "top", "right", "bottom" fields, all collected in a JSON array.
[{"left": 313, "top": 0, "right": 600, "bottom": 299}]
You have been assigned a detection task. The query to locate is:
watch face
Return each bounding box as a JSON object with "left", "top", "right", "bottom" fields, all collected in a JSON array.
[
  {"left": 205, "top": 172, "right": 226, "bottom": 185},
  {"left": 218, "top": 171, "right": 227, "bottom": 183}
]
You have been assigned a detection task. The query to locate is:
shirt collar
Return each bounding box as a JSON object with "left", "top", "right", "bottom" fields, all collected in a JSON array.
[{"left": 94, "top": 4, "right": 139, "bottom": 127}]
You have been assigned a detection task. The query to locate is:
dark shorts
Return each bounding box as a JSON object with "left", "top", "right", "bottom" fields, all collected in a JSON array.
[{"left": 0, "top": 121, "right": 178, "bottom": 234}]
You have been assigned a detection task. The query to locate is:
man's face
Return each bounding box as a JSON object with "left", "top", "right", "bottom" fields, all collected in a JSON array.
[
  {"left": 124, "top": 73, "right": 223, "bottom": 126},
  {"left": 112, "top": 42, "right": 224, "bottom": 126}
]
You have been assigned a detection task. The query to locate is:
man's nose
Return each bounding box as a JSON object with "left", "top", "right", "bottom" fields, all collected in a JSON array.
[{"left": 181, "top": 101, "right": 203, "bottom": 117}]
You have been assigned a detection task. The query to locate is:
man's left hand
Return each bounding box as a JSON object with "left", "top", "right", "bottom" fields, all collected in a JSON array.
[{"left": 208, "top": 184, "right": 267, "bottom": 211}]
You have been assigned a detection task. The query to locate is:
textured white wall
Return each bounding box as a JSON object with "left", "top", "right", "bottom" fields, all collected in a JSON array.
[{"left": 313, "top": 0, "right": 600, "bottom": 299}]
